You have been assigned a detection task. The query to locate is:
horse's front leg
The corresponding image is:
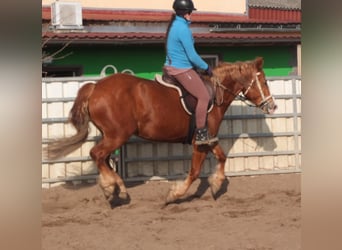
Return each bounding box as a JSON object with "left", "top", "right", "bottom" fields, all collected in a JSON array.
[
  {"left": 165, "top": 146, "right": 208, "bottom": 204},
  {"left": 208, "top": 143, "right": 227, "bottom": 197}
]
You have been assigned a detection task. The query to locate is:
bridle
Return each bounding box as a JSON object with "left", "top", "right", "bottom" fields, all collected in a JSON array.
[
  {"left": 242, "top": 72, "right": 275, "bottom": 109},
  {"left": 213, "top": 72, "right": 274, "bottom": 110}
]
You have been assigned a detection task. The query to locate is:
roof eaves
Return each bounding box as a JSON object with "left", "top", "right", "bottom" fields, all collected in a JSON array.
[{"left": 42, "top": 31, "right": 300, "bottom": 46}]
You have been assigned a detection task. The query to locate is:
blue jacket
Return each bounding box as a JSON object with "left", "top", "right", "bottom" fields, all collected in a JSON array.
[{"left": 165, "top": 16, "right": 208, "bottom": 70}]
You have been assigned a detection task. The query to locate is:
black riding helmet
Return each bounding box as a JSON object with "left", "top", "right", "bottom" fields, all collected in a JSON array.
[{"left": 172, "top": 0, "right": 197, "bottom": 11}]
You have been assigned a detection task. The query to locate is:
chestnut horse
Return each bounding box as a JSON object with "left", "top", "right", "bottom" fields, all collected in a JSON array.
[{"left": 45, "top": 57, "right": 277, "bottom": 206}]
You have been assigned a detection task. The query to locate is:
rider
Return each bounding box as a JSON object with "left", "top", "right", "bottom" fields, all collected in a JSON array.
[{"left": 163, "top": 0, "right": 218, "bottom": 145}]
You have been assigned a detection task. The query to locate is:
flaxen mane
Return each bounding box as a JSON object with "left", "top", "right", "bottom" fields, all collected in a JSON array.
[{"left": 213, "top": 60, "right": 258, "bottom": 87}]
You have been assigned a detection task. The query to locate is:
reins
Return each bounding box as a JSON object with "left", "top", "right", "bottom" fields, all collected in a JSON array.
[
  {"left": 212, "top": 78, "right": 228, "bottom": 106},
  {"left": 212, "top": 76, "right": 254, "bottom": 107}
]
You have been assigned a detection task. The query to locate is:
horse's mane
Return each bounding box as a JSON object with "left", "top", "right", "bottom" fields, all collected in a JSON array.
[{"left": 213, "top": 59, "right": 257, "bottom": 84}]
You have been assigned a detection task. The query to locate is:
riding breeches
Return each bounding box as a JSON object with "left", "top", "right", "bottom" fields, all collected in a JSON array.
[{"left": 172, "top": 69, "right": 210, "bottom": 129}]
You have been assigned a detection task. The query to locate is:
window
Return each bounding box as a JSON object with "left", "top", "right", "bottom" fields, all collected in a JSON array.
[
  {"left": 200, "top": 54, "right": 220, "bottom": 68},
  {"left": 42, "top": 65, "right": 83, "bottom": 77}
]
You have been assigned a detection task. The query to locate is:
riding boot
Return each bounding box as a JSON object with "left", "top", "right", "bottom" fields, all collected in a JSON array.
[{"left": 195, "top": 126, "right": 218, "bottom": 145}]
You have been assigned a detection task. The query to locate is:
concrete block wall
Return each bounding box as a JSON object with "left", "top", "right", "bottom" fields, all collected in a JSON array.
[
  {"left": 220, "top": 78, "right": 301, "bottom": 176},
  {"left": 42, "top": 79, "right": 100, "bottom": 188}
]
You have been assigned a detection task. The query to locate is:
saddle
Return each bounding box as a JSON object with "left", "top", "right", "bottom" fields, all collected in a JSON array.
[
  {"left": 154, "top": 73, "right": 214, "bottom": 115},
  {"left": 154, "top": 72, "right": 215, "bottom": 145}
]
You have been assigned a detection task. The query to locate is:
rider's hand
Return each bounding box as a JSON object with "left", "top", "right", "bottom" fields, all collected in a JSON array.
[{"left": 206, "top": 66, "right": 213, "bottom": 77}]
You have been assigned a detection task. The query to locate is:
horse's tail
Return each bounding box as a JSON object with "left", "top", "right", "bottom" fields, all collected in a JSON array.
[{"left": 44, "top": 82, "right": 96, "bottom": 160}]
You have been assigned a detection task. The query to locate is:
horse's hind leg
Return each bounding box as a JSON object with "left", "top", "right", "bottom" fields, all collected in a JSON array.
[{"left": 90, "top": 137, "right": 128, "bottom": 204}]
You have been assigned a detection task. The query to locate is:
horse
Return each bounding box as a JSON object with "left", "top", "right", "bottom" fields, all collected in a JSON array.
[{"left": 44, "top": 57, "right": 277, "bottom": 206}]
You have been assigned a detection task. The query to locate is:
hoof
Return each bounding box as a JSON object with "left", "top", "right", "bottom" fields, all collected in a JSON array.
[
  {"left": 118, "top": 191, "right": 131, "bottom": 205},
  {"left": 210, "top": 183, "right": 220, "bottom": 198},
  {"left": 102, "top": 185, "right": 116, "bottom": 200},
  {"left": 118, "top": 192, "right": 131, "bottom": 206},
  {"left": 107, "top": 192, "right": 131, "bottom": 208},
  {"left": 165, "top": 190, "right": 177, "bottom": 205},
  {"left": 208, "top": 175, "right": 222, "bottom": 198},
  {"left": 119, "top": 191, "right": 129, "bottom": 200},
  {"left": 165, "top": 181, "right": 181, "bottom": 205},
  {"left": 164, "top": 180, "right": 188, "bottom": 205}
]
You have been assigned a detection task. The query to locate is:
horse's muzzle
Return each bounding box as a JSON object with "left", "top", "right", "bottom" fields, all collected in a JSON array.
[
  {"left": 260, "top": 96, "right": 277, "bottom": 114},
  {"left": 266, "top": 104, "right": 277, "bottom": 114}
]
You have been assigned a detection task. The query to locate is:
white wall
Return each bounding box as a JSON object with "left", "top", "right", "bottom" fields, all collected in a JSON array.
[{"left": 42, "top": 0, "right": 247, "bottom": 14}]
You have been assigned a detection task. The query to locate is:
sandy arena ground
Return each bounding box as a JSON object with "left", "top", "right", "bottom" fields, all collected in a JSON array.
[{"left": 42, "top": 173, "right": 301, "bottom": 250}]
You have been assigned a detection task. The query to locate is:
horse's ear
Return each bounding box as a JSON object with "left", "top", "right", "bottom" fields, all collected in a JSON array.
[{"left": 255, "top": 57, "right": 264, "bottom": 70}]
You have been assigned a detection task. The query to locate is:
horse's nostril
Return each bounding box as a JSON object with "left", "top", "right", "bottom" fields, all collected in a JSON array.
[{"left": 268, "top": 104, "right": 277, "bottom": 114}]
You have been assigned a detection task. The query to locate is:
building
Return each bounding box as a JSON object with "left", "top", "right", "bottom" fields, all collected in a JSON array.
[{"left": 42, "top": 0, "right": 301, "bottom": 78}]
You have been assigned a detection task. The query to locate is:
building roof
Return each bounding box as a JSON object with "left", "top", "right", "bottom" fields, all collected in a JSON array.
[
  {"left": 248, "top": 0, "right": 301, "bottom": 10},
  {"left": 42, "top": 5, "right": 301, "bottom": 45},
  {"left": 42, "top": 6, "right": 300, "bottom": 23}
]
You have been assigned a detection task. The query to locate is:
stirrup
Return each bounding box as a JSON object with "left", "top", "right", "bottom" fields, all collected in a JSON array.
[
  {"left": 195, "top": 127, "right": 218, "bottom": 145},
  {"left": 195, "top": 137, "right": 218, "bottom": 145}
]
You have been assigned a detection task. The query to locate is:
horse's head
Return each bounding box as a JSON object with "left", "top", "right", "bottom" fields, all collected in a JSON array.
[{"left": 239, "top": 57, "right": 277, "bottom": 114}]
